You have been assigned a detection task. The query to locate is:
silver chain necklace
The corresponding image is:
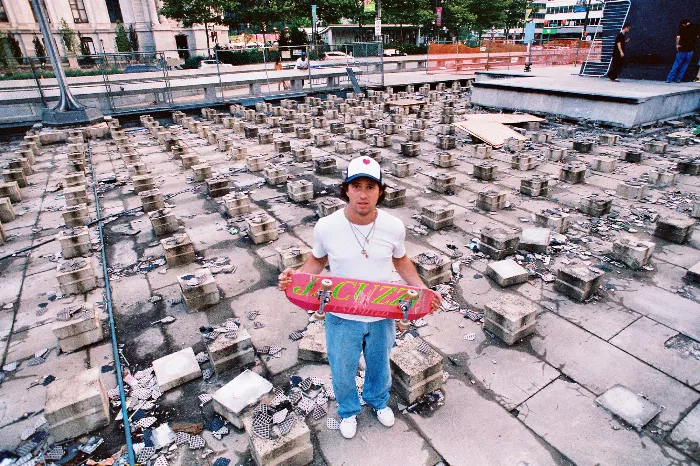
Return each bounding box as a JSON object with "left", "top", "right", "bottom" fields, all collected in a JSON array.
[{"left": 345, "top": 209, "right": 377, "bottom": 258}]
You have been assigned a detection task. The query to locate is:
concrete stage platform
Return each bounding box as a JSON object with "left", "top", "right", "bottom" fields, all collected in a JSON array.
[{"left": 471, "top": 66, "right": 700, "bottom": 128}]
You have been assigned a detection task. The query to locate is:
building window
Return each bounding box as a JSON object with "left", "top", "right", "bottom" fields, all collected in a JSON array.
[
  {"left": 69, "top": 0, "right": 88, "bottom": 23},
  {"left": 0, "top": 0, "right": 8, "bottom": 21},
  {"left": 80, "top": 36, "right": 95, "bottom": 54},
  {"left": 104, "top": 0, "right": 122, "bottom": 23}
]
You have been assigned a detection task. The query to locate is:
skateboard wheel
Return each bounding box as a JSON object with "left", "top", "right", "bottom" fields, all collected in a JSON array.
[
  {"left": 398, "top": 319, "right": 410, "bottom": 331},
  {"left": 314, "top": 310, "right": 326, "bottom": 321},
  {"left": 321, "top": 279, "right": 333, "bottom": 290},
  {"left": 407, "top": 290, "right": 419, "bottom": 299}
]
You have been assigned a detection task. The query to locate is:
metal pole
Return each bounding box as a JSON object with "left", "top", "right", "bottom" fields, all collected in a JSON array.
[{"left": 28, "top": 0, "right": 84, "bottom": 112}]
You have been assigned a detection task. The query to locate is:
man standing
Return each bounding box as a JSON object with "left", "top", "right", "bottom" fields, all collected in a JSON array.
[
  {"left": 295, "top": 52, "right": 309, "bottom": 87},
  {"left": 608, "top": 23, "right": 631, "bottom": 81},
  {"left": 667, "top": 20, "right": 696, "bottom": 83},
  {"left": 278, "top": 156, "right": 441, "bottom": 440}
]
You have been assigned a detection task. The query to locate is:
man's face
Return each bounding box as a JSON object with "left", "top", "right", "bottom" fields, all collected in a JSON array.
[
  {"left": 346, "top": 177, "right": 381, "bottom": 217},
  {"left": 623, "top": 26, "right": 631, "bottom": 33}
]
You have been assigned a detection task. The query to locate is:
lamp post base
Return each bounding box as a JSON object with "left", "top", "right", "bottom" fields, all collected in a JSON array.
[{"left": 42, "top": 107, "right": 104, "bottom": 127}]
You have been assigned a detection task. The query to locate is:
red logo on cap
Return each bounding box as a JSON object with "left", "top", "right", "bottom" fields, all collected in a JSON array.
[{"left": 362, "top": 158, "right": 370, "bottom": 164}]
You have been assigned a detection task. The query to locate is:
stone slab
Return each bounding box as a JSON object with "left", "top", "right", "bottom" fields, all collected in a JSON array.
[
  {"left": 668, "top": 402, "right": 700, "bottom": 461},
  {"left": 531, "top": 312, "right": 699, "bottom": 430},
  {"left": 595, "top": 384, "right": 662, "bottom": 430},
  {"left": 485, "top": 259, "right": 528, "bottom": 287},
  {"left": 152, "top": 346, "right": 202, "bottom": 392},
  {"left": 212, "top": 369, "right": 273, "bottom": 429},
  {"left": 409, "top": 379, "right": 559, "bottom": 466},
  {"left": 297, "top": 323, "right": 327, "bottom": 363},
  {"left": 518, "top": 379, "right": 689, "bottom": 465}
]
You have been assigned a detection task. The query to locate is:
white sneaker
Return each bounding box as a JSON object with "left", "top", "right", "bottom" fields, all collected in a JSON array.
[
  {"left": 375, "top": 407, "right": 395, "bottom": 427},
  {"left": 339, "top": 416, "right": 357, "bottom": 439}
]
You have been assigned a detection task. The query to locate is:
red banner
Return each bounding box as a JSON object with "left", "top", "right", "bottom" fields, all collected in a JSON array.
[{"left": 436, "top": 7, "right": 442, "bottom": 27}]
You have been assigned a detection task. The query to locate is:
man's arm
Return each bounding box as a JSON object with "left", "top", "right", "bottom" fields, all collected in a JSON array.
[
  {"left": 617, "top": 40, "right": 624, "bottom": 56},
  {"left": 277, "top": 254, "right": 328, "bottom": 290},
  {"left": 676, "top": 34, "right": 681, "bottom": 51}
]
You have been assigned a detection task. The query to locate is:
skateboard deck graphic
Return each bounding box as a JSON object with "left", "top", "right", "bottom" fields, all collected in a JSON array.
[{"left": 285, "top": 272, "right": 435, "bottom": 322}]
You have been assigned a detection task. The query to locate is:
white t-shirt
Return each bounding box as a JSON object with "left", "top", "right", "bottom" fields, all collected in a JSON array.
[
  {"left": 312, "top": 208, "right": 407, "bottom": 322},
  {"left": 296, "top": 57, "right": 309, "bottom": 70}
]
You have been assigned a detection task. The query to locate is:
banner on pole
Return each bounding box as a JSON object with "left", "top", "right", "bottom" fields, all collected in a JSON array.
[
  {"left": 435, "top": 7, "right": 442, "bottom": 27},
  {"left": 524, "top": 22, "right": 536, "bottom": 44},
  {"left": 364, "top": 0, "right": 376, "bottom": 13},
  {"left": 375, "top": 19, "right": 382, "bottom": 37}
]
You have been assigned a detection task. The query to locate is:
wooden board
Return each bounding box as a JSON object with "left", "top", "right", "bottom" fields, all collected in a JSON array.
[
  {"left": 386, "top": 99, "right": 426, "bottom": 107},
  {"left": 463, "top": 113, "right": 545, "bottom": 124},
  {"left": 453, "top": 120, "right": 527, "bottom": 148}
]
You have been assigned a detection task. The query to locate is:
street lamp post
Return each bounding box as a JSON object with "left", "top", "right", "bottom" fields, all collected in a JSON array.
[{"left": 28, "top": 0, "right": 102, "bottom": 125}]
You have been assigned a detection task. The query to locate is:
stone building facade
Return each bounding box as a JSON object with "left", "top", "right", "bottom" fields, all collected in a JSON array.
[{"left": 0, "top": 0, "right": 229, "bottom": 59}]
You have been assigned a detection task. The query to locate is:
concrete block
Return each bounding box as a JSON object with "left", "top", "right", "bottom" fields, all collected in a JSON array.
[
  {"left": 476, "top": 189, "right": 507, "bottom": 212},
  {"left": 276, "top": 244, "right": 311, "bottom": 270},
  {"left": 246, "top": 155, "right": 267, "bottom": 172},
  {"left": 383, "top": 185, "right": 406, "bottom": 208},
  {"left": 469, "top": 144, "right": 492, "bottom": 159},
  {"left": 573, "top": 140, "right": 593, "bottom": 153},
  {"left": 274, "top": 139, "right": 291, "bottom": 153},
  {"left": 436, "top": 135, "right": 456, "bottom": 150},
  {"left": 58, "top": 226, "right": 91, "bottom": 259},
  {"left": 685, "top": 261, "right": 700, "bottom": 283},
  {"left": 483, "top": 319, "right": 537, "bottom": 346},
  {"left": 207, "top": 177, "right": 230, "bottom": 198},
  {"left": 616, "top": 181, "right": 647, "bottom": 200},
  {"left": 192, "top": 163, "right": 213, "bottom": 183},
  {"left": 243, "top": 414, "right": 313, "bottom": 466},
  {"left": 520, "top": 176, "right": 549, "bottom": 197},
  {"left": 132, "top": 175, "right": 155, "bottom": 194},
  {"left": 291, "top": 147, "right": 311, "bottom": 163},
  {"left": 644, "top": 141, "right": 667, "bottom": 154},
  {"left": 206, "top": 325, "right": 254, "bottom": 375},
  {"left": 519, "top": 228, "right": 550, "bottom": 253},
  {"left": 297, "top": 324, "right": 327, "bottom": 362},
  {"left": 8, "top": 157, "right": 33, "bottom": 176},
  {"left": 534, "top": 210, "right": 570, "bottom": 234},
  {"left": 554, "top": 266, "right": 605, "bottom": 302},
  {"left": 620, "top": 149, "right": 642, "bottom": 163},
  {"left": 613, "top": 238, "right": 655, "bottom": 269},
  {"left": 649, "top": 169, "right": 676, "bottom": 187},
  {"left": 0, "top": 197, "right": 15, "bottom": 223},
  {"left": 391, "top": 160, "right": 415, "bottom": 178},
  {"left": 390, "top": 338, "right": 444, "bottom": 404},
  {"left": 401, "top": 142, "right": 421, "bottom": 157},
  {"left": 317, "top": 198, "right": 345, "bottom": 217},
  {"left": 139, "top": 189, "right": 165, "bottom": 213},
  {"left": 264, "top": 164, "right": 288, "bottom": 186},
  {"left": 244, "top": 125, "right": 259, "bottom": 139},
  {"left": 258, "top": 132, "right": 274, "bottom": 145},
  {"left": 181, "top": 154, "right": 201, "bottom": 169},
  {"left": 412, "top": 253, "right": 452, "bottom": 287},
  {"left": 287, "top": 180, "right": 314, "bottom": 203},
  {"left": 591, "top": 156, "right": 616, "bottom": 173},
  {"left": 511, "top": 154, "right": 537, "bottom": 171},
  {"left": 435, "top": 151, "right": 457, "bottom": 168},
  {"left": 224, "top": 192, "right": 252, "bottom": 216},
  {"left": 544, "top": 146, "right": 568, "bottom": 162},
  {"left": 485, "top": 259, "right": 528, "bottom": 287},
  {"left": 676, "top": 158, "right": 700, "bottom": 175},
  {"left": 559, "top": 163, "right": 586, "bottom": 184},
  {"left": 479, "top": 227, "right": 520, "bottom": 260},
  {"left": 53, "top": 309, "right": 103, "bottom": 353},
  {"left": 654, "top": 217, "right": 695, "bottom": 244},
  {"left": 149, "top": 208, "right": 179, "bottom": 236},
  {"left": 63, "top": 203, "right": 90, "bottom": 228},
  {"left": 427, "top": 173, "right": 457, "bottom": 194},
  {"left": 599, "top": 133, "right": 619, "bottom": 145},
  {"left": 153, "top": 347, "right": 202, "bottom": 392},
  {"left": 579, "top": 195, "right": 613, "bottom": 217},
  {"left": 213, "top": 370, "right": 273, "bottom": 429},
  {"left": 484, "top": 296, "right": 538, "bottom": 334},
  {"left": 247, "top": 214, "right": 278, "bottom": 244},
  {"left": 314, "top": 156, "right": 336, "bottom": 175},
  {"left": 162, "top": 233, "right": 196, "bottom": 267},
  {"left": 0, "top": 181, "right": 22, "bottom": 203},
  {"left": 3, "top": 169, "right": 27, "bottom": 188},
  {"left": 335, "top": 141, "right": 354, "bottom": 155},
  {"left": 45, "top": 367, "right": 109, "bottom": 442},
  {"left": 473, "top": 162, "right": 496, "bottom": 181},
  {"left": 56, "top": 258, "right": 97, "bottom": 295},
  {"left": 421, "top": 205, "right": 454, "bottom": 230}
]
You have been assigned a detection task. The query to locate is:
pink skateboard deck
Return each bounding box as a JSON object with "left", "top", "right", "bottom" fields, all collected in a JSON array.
[{"left": 285, "top": 272, "right": 435, "bottom": 321}]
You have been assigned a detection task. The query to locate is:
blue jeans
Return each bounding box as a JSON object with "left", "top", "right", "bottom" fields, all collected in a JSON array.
[
  {"left": 325, "top": 313, "right": 395, "bottom": 419},
  {"left": 667, "top": 52, "right": 693, "bottom": 82}
]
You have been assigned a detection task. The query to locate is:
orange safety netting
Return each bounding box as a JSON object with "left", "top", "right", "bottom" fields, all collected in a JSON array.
[{"left": 427, "top": 39, "right": 596, "bottom": 74}]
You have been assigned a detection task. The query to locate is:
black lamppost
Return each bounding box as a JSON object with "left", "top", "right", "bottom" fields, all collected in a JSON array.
[{"left": 28, "top": 0, "right": 102, "bottom": 125}]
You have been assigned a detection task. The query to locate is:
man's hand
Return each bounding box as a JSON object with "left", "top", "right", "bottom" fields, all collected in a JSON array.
[
  {"left": 278, "top": 268, "right": 294, "bottom": 291},
  {"left": 427, "top": 289, "right": 442, "bottom": 313}
]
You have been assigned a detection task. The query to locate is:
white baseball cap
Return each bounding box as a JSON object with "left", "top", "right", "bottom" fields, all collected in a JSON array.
[{"left": 345, "top": 156, "right": 382, "bottom": 184}]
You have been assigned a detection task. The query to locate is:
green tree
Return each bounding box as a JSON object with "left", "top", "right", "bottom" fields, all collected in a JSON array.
[
  {"left": 160, "top": 0, "right": 227, "bottom": 51},
  {"left": 128, "top": 24, "right": 140, "bottom": 52},
  {"left": 383, "top": 0, "right": 434, "bottom": 43},
  {"left": 115, "top": 21, "right": 132, "bottom": 52},
  {"left": 503, "top": 0, "right": 531, "bottom": 40},
  {"left": 58, "top": 18, "right": 78, "bottom": 54},
  {"left": 440, "top": 0, "right": 476, "bottom": 40},
  {"left": 278, "top": 27, "right": 290, "bottom": 46},
  {"left": 289, "top": 26, "right": 309, "bottom": 46}
]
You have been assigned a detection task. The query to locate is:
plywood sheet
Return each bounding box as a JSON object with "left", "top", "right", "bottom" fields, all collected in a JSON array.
[
  {"left": 463, "top": 113, "right": 545, "bottom": 124},
  {"left": 453, "top": 120, "right": 527, "bottom": 148}
]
